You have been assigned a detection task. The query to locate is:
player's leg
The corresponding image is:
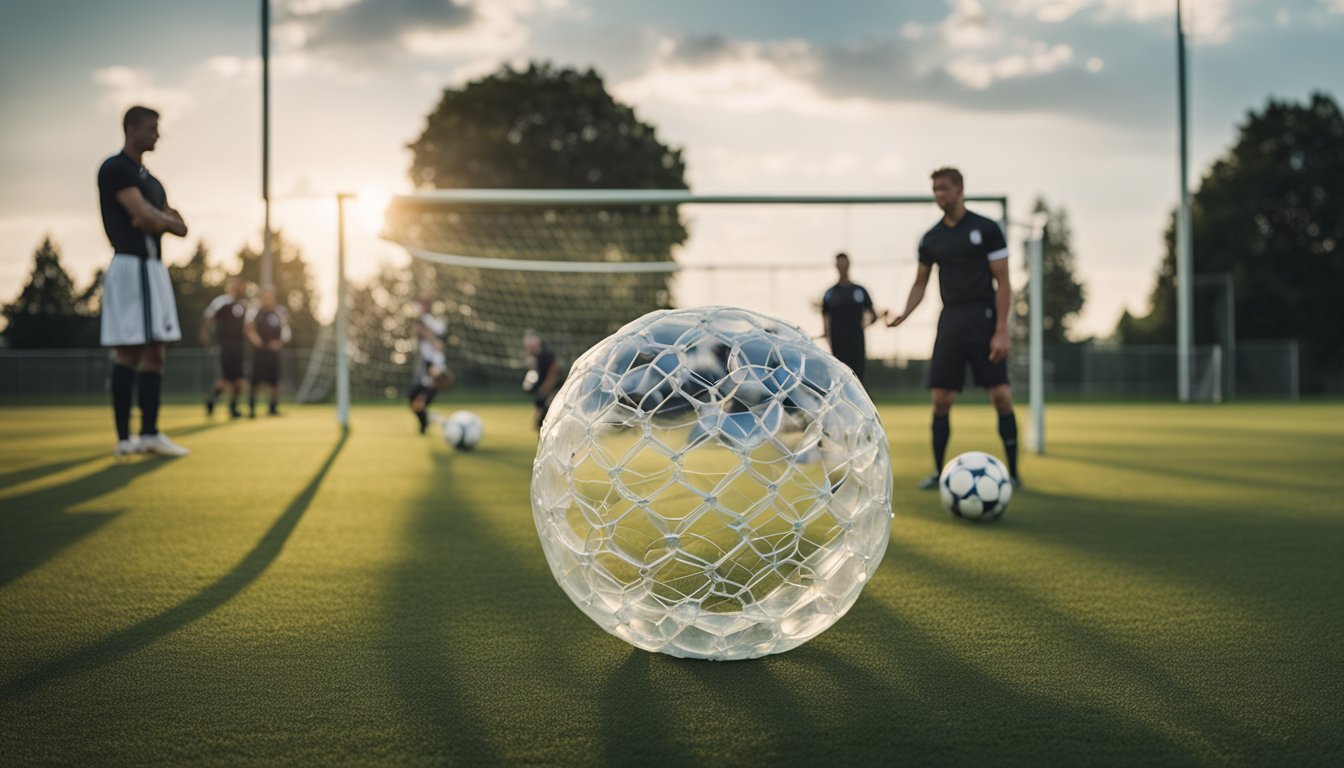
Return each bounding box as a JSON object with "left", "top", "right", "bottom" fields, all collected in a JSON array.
[
  {"left": 135, "top": 343, "right": 188, "bottom": 456},
  {"left": 988, "top": 384, "right": 1020, "bottom": 486},
  {"left": 967, "top": 310, "right": 1019, "bottom": 486},
  {"left": 112, "top": 345, "right": 143, "bottom": 455},
  {"left": 921, "top": 311, "right": 965, "bottom": 489},
  {"left": 267, "top": 354, "right": 281, "bottom": 414},
  {"left": 408, "top": 386, "right": 431, "bottom": 433},
  {"left": 205, "top": 374, "right": 224, "bottom": 415}
]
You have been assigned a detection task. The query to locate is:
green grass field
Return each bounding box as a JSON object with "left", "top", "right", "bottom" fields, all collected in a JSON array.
[{"left": 1, "top": 401, "right": 1341, "bottom": 766}]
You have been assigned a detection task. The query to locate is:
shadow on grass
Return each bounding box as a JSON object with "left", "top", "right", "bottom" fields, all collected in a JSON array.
[
  {"left": 0, "top": 419, "right": 228, "bottom": 495},
  {"left": 0, "top": 460, "right": 176, "bottom": 589},
  {"left": 0, "top": 427, "right": 348, "bottom": 702},
  {"left": 378, "top": 440, "right": 1206, "bottom": 766}
]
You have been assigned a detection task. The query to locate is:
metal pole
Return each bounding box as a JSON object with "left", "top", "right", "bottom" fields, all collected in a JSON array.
[
  {"left": 261, "top": 0, "right": 273, "bottom": 288},
  {"left": 336, "top": 193, "right": 351, "bottom": 427},
  {"left": 1176, "top": 0, "right": 1194, "bottom": 402},
  {"left": 1028, "top": 223, "right": 1045, "bottom": 454},
  {"left": 1225, "top": 272, "right": 1235, "bottom": 400}
]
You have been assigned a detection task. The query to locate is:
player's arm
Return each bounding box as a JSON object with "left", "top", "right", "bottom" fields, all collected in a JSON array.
[
  {"left": 276, "top": 310, "right": 291, "bottom": 350},
  {"left": 887, "top": 263, "right": 931, "bottom": 328},
  {"left": 861, "top": 291, "right": 886, "bottom": 328},
  {"left": 537, "top": 360, "right": 563, "bottom": 399},
  {"left": 114, "top": 187, "right": 187, "bottom": 237},
  {"left": 244, "top": 308, "right": 263, "bottom": 348},
  {"left": 989, "top": 257, "right": 1012, "bottom": 363},
  {"left": 199, "top": 297, "right": 221, "bottom": 345}
]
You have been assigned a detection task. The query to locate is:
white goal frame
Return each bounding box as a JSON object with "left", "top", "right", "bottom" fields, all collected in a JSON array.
[{"left": 332, "top": 188, "right": 1044, "bottom": 453}]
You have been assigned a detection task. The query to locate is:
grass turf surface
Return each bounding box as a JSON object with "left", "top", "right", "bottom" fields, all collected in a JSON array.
[{"left": 0, "top": 402, "right": 1340, "bottom": 766}]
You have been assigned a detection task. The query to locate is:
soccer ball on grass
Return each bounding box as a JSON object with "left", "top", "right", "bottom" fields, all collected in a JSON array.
[{"left": 939, "top": 451, "right": 1012, "bottom": 522}]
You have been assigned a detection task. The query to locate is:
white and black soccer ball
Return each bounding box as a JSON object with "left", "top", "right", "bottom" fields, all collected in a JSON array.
[
  {"left": 442, "top": 410, "right": 484, "bottom": 450},
  {"left": 939, "top": 451, "right": 1013, "bottom": 522}
]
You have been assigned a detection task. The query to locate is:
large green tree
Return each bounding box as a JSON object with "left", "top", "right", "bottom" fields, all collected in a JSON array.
[
  {"left": 1116, "top": 92, "right": 1344, "bottom": 390},
  {"left": 2, "top": 237, "right": 93, "bottom": 348},
  {"left": 167, "top": 241, "right": 221, "bottom": 347},
  {"left": 1014, "top": 197, "right": 1086, "bottom": 346},
  {"left": 386, "top": 62, "right": 689, "bottom": 383}
]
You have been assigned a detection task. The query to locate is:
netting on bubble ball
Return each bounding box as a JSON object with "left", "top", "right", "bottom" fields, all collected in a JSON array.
[{"left": 531, "top": 306, "right": 893, "bottom": 660}]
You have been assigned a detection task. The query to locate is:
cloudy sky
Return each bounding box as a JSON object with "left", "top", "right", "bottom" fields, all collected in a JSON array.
[{"left": 1, "top": 0, "right": 1340, "bottom": 357}]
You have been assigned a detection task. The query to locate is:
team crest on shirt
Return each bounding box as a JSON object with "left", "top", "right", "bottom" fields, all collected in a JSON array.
[
  {"left": 232, "top": 304, "right": 244, "bottom": 317},
  {"left": 970, "top": 229, "right": 983, "bottom": 245},
  {"left": 853, "top": 288, "right": 865, "bottom": 303}
]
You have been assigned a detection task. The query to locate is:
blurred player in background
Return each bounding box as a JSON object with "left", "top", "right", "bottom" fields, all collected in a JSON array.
[
  {"left": 245, "top": 285, "right": 291, "bottom": 417},
  {"left": 201, "top": 277, "right": 250, "bottom": 418},
  {"left": 888, "top": 167, "right": 1021, "bottom": 489},
  {"left": 98, "top": 105, "right": 190, "bottom": 457},
  {"left": 523, "top": 329, "right": 563, "bottom": 430},
  {"left": 821, "top": 251, "right": 885, "bottom": 384},
  {"left": 408, "top": 298, "right": 453, "bottom": 434}
]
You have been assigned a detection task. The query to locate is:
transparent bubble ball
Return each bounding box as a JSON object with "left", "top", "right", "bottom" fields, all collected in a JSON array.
[{"left": 531, "top": 307, "right": 893, "bottom": 660}]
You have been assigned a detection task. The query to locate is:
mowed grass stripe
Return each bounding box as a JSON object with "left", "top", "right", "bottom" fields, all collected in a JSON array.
[{"left": 0, "top": 402, "right": 1340, "bottom": 766}]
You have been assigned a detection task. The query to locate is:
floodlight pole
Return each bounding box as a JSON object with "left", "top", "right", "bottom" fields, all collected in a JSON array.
[
  {"left": 335, "top": 193, "right": 352, "bottom": 427},
  {"left": 1176, "top": 0, "right": 1194, "bottom": 402},
  {"left": 260, "top": 0, "right": 273, "bottom": 288},
  {"left": 1028, "top": 214, "right": 1047, "bottom": 454}
]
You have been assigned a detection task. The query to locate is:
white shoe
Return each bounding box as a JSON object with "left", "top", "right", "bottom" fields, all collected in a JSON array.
[
  {"left": 138, "top": 433, "right": 189, "bottom": 457},
  {"left": 114, "top": 437, "right": 140, "bottom": 458}
]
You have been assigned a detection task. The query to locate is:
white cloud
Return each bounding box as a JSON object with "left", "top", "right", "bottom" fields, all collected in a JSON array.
[
  {"left": 945, "top": 42, "right": 1074, "bottom": 90},
  {"left": 942, "top": 0, "right": 1004, "bottom": 49},
  {"left": 92, "top": 67, "right": 193, "bottom": 122},
  {"left": 614, "top": 38, "right": 872, "bottom": 116},
  {"left": 1007, "top": 0, "right": 1235, "bottom": 44}
]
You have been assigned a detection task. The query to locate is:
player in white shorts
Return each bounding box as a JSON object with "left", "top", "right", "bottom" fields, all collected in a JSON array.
[{"left": 97, "top": 106, "right": 190, "bottom": 457}]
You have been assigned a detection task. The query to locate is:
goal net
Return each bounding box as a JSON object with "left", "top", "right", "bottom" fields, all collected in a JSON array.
[{"left": 295, "top": 189, "right": 1014, "bottom": 408}]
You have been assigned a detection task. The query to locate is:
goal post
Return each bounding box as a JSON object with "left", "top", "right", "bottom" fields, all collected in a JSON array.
[{"left": 321, "top": 188, "right": 1047, "bottom": 445}]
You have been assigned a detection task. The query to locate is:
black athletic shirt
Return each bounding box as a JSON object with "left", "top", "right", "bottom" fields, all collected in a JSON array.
[
  {"left": 821, "top": 283, "right": 875, "bottom": 346},
  {"left": 249, "top": 306, "right": 291, "bottom": 344},
  {"left": 528, "top": 347, "right": 557, "bottom": 394},
  {"left": 206, "top": 294, "right": 248, "bottom": 345},
  {"left": 98, "top": 151, "right": 167, "bottom": 259},
  {"left": 917, "top": 210, "right": 1008, "bottom": 307}
]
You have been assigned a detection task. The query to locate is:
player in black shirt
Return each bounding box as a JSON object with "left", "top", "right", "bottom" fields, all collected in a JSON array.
[
  {"left": 245, "top": 286, "right": 291, "bottom": 417},
  {"left": 201, "top": 278, "right": 250, "bottom": 418},
  {"left": 97, "top": 106, "right": 190, "bottom": 457},
  {"left": 821, "top": 252, "right": 886, "bottom": 383},
  {"left": 888, "top": 167, "right": 1021, "bottom": 489},
  {"left": 523, "top": 330, "right": 563, "bottom": 430}
]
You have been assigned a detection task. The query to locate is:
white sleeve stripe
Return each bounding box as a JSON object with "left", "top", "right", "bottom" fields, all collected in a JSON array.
[
  {"left": 987, "top": 247, "right": 1010, "bottom": 262},
  {"left": 204, "top": 294, "right": 228, "bottom": 318}
]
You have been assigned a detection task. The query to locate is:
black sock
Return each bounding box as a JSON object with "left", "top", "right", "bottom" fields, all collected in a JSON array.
[
  {"left": 932, "top": 414, "right": 950, "bottom": 473},
  {"left": 112, "top": 364, "right": 136, "bottom": 441},
  {"left": 229, "top": 396, "right": 239, "bottom": 413},
  {"left": 998, "top": 411, "right": 1019, "bottom": 478},
  {"left": 416, "top": 409, "right": 429, "bottom": 433},
  {"left": 138, "top": 371, "right": 162, "bottom": 436},
  {"left": 249, "top": 391, "right": 256, "bottom": 413},
  {"left": 206, "top": 385, "right": 220, "bottom": 405},
  {"left": 269, "top": 394, "right": 278, "bottom": 413}
]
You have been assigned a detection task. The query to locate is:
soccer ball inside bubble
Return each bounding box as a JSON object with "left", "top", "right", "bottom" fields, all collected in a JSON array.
[
  {"left": 531, "top": 306, "right": 894, "bottom": 661},
  {"left": 442, "top": 411, "right": 484, "bottom": 450},
  {"left": 939, "top": 451, "right": 1012, "bottom": 522}
]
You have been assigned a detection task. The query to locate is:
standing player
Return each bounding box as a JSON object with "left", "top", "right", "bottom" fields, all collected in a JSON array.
[
  {"left": 887, "top": 167, "right": 1021, "bottom": 489},
  {"left": 98, "top": 105, "right": 189, "bottom": 457},
  {"left": 200, "top": 277, "right": 249, "bottom": 418},
  {"left": 407, "top": 299, "right": 452, "bottom": 434},
  {"left": 245, "top": 285, "right": 291, "bottom": 417},
  {"left": 523, "top": 330, "right": 563, "bottom": 430},
  {"left": 821, "top": 252, "right": 885, "bottom": 383}
]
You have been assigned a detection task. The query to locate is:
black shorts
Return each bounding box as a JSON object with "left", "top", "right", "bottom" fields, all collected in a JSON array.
[
  {"left": 219, "top": 343, "right": 245, "bottom": 381},
  {"left": 252, "top": 348, "right": 280, "bottom": 385},
  {"left": 829, "top": 339, "right": 866, "bottom": 382},
  {"left": 408, "top": 384, "right": 438, "bottom": 406},
  {"left": 928, "top": 304, "right": 1008, "bottom": 391}
]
